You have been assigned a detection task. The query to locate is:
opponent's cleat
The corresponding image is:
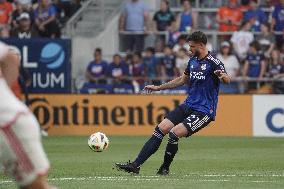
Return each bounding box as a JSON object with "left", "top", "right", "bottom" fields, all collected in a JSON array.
[
  {"left": 156, "top": 165, "right": 169, "bottom": 175},
  {"left": 115, "top": 161, "right": 140, "bottom": 174}
]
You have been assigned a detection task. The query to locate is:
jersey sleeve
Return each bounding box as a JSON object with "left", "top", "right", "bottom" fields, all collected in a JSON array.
[
  {"left": 209, "top": 56, "right": 227, "bottom": 74},
  {"left": 183, "top": 59, "right": 191, "bottom": 75}
]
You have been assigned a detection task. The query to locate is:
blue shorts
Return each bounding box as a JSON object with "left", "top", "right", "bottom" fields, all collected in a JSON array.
[{"left": 165, "top": 104, "right": 212, "bottom": 137}]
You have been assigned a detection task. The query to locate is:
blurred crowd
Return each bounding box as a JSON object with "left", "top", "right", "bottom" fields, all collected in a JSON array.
[
  {"left": 84, "top": 0, "right": 284, "bottom": 94},
  {"left": 0, "top": 0, "right": 81, "bottom": 38}
]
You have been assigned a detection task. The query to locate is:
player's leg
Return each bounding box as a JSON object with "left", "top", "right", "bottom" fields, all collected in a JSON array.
[
  {"left": 115, "top": 105, "right": 187, "bottom": 174},
  {"left": 0, "top": 113, "right": 55, "bottom": 188},
  {"left": 157, "top": 111, "right": 212, "bottom": 175},
  {"left": 133, "top": 118, "right": 174, "bottom": 167},
  {"left": 21, "top": 175, "right": 56, "bottom": 189},
  {"left": 115, "top": 118, "right": 174, "bottom": 174}
]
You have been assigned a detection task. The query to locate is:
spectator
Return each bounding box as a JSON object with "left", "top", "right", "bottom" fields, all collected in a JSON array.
[
  {"left": 271, "top": 0, "right": 284, "bottom": 48},
  {"left": 256, "top": 22, "right": 275, "bottom": 58},
  {"left": 153, "top": 0, "right": 175, "bottom": 52},
  {"left": 267, "top": 49, "right": 284, "bottom": 93},
  {"left": 217, "top": 41, "right": 240, "bottom": 93},
  {"left": 0, "top": 0, "right": 13, "bottom": 25},
  {"left": 176, "top": 48, "right": 189, "bottom": 76},
  {"left": 176, "top": 0, "right": 197, "bottom": 32},
  {"left": 153, "top": 0, "right": 175, "bottom": 32},
  {"left": 160, "top": 46, "right": 178, "bottom": 79},
  {"left": 143, "top": 47, "right": 160, "bottom": 84},
  {"left": 216, "top": 0, "right": 243, "bottom": 32},
  {"left": 107, "top": 54, "right": 130, "bottom": 84},
  {"left": 240, "top": 0, "right": 251, "bottom": 11},
  {"left": 267, "top": 49, "right": 284, "bottom": 77},
  {"left": 34, "top": 0, "right": 60, "bottom": 38},
  {"left": 119, "top": 0, "right": 149, "bottom": 52},
  {"left": 217, "top": 41, "right": 240, "bottom": 78},
  {"left": 172, "top": 35, "right": 188, "bottom": 55},
  {"left": 55, "top": 0, "right": 81, "bottom": 23},
  {"left": 10, "top": 12, "right": 38, "bottom": 38},
  {"left": 11, "top": 0, "right": 34, "bottom": 29},
  {"left": 129, "top": 52, "right": 145, "bottom": 85},
  {"left": 242, "top": 41, "right": 266, "bottom": 91},
  {"left": 85, "top": 48, "right": 108, "bottom": 84},
  {"left": 0, "top": 24, "right": 9, "bottom": 37},
  {"left": 231, "top": 20, "right": 254, "bottom": 61},
  {"left": 243, "top": 0, "right": 267, "bottom": 32}
]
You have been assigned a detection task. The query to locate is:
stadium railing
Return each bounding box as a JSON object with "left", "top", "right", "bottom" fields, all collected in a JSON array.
[{"left": 75, "top": 76, "right": 284, "bottom": 94}]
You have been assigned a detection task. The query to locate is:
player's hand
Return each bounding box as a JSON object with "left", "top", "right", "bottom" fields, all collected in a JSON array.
[
  {"left": 143, "top": 85, "right": 160, "bottom": 93},
  {"left": 214, "top": 70, "right": 226, "bottom": 79}
]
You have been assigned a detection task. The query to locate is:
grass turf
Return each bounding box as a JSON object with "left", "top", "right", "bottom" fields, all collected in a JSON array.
[{"left": 1, "top": 136, "right": 284, "bottom": 189}]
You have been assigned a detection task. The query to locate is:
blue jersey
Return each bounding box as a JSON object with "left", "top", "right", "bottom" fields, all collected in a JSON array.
[
  {"left": 246, "top": 52, "right": 265, "bottom": 78},
  {"left": 183, "top": 53, "right": 226, "bottom": 120}
]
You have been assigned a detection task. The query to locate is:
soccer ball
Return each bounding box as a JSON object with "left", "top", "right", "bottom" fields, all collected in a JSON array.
[{"left": 88, "top": 132, "right": 109, "bottom": 152}]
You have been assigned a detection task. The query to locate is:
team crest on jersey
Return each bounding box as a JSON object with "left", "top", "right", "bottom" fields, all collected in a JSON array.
[{"left": 201, "top": 64, "right": 206, "bottom": 70}]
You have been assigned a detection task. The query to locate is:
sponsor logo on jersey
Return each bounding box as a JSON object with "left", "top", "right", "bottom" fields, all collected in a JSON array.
[
  {"left": 201, "top": 64, "right": 206, "bottom": 70},
  {"left": 190, "top": 71, "right": 206, "bottom": 80}
]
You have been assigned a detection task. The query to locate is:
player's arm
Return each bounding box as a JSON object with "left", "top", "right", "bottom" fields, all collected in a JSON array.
[
  {"left": 0, "top": 46, "right": 20, "bottom": 87},
  {"left": 242, "top": 60, "right": 249, "bottom": 77},
  {"left": 212, "top": 58, "right": 230, "bottom": 84},
  {"left": 214, "top": 70, "right": 230, "bottom": 84},
  {"left": 144, "top": 73, "right": 188, "bottom": 93}
]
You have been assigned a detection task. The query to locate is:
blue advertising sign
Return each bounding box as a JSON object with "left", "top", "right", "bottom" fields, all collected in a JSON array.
[{"left": 2, "top": 38, "right": 71, "bottom": 93}]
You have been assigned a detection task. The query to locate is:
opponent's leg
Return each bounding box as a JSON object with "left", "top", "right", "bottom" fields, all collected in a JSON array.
[
  {"left": 115, "top": 119, "right": 174, "bottom": 174},
  {"left": 0, "top": 113, "right": 55, "bottom": 189}
]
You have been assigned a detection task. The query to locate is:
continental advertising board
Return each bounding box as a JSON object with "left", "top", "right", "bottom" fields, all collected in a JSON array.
[
  {"left": 29, "top": 95, "right": 252, "bottom": 136},
  {"left": 253, "top": 95, "right": 284, "bottom": 137}
]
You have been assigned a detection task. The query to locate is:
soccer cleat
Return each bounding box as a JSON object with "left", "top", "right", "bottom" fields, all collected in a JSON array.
[
  {"left": 115, "top": 161, "right": 140, "bottom": 174},
  {"left": 156, "top": 165, "right": 169, "bottom": 176}
]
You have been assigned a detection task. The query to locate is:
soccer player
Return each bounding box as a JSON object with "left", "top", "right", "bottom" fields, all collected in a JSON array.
[
  {"left": 115, "top": 31, "right": 230, "bottom": 175},
  {"left": 0, "top": 42, "right": 55, "bottom": 189}
]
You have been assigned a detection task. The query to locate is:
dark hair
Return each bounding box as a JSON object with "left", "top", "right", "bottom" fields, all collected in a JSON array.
[
  {"left": 95, "top": 48, "right": 102, "bottom": 54},
  {"left": 178, "top": 35, "right": 187, "bottom": 41},
  {"left": 249, "top": 41, "right": 260, "bottom": 51},
  {"left": 133, "top": 52, "right": 142, "bottom": 59},
  {"left": 186, "top": 31, "right": 207, "bottom": 45},
  {"left": 164, "top": 45, "right": 172, "bottom": 50},
  {"left": 251, "top": 0, "right": 257, "bottom": 3},
  {"left": 113, "top": 54, "right": 121, "bottom": 59},
  {"left": 240, "top": 20, "right": 249, "bottom": 28},
  {"left": 162, "top": 0, "right": 169, "bottom": 6},
  {"left": 145, "top": 47, "right": 155, "bottom": 54},
  {"left": 261, "top": 22, "right": 270, "bottom": 29},
  {"left": 182, "top": 0, "right": 191, "bottom": 4}
]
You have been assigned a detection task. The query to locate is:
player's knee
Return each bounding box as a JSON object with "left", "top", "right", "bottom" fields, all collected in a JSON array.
[
  {"left": 157, "top": 119, "right": 174, "bottom": 135},
  {"left": 170, "top": 124, "right": 188, "bottom": 138}
]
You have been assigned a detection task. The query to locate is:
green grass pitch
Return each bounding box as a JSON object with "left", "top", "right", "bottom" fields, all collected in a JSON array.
[{"left": 1, "top": 136, "right": 284, "bottom": 189}]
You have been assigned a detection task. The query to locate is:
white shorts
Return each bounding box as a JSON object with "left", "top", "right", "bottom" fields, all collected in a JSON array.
[{"left": 0, "top": 112, "right": 50, "bottom": 187}]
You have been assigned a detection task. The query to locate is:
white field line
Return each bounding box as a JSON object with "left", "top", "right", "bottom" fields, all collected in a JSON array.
[{"left": 0, "top": 174, "right": 283, "bottom": 185}]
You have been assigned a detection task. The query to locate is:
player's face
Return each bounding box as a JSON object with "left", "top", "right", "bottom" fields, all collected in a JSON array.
[{"left": 188, "top": 41, "right": 202, "bottom": 57}]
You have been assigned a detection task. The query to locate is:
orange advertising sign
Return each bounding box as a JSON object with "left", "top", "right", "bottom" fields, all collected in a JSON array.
[{"left": 29, "top": 95, "right": 252, "bottom": 136}]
